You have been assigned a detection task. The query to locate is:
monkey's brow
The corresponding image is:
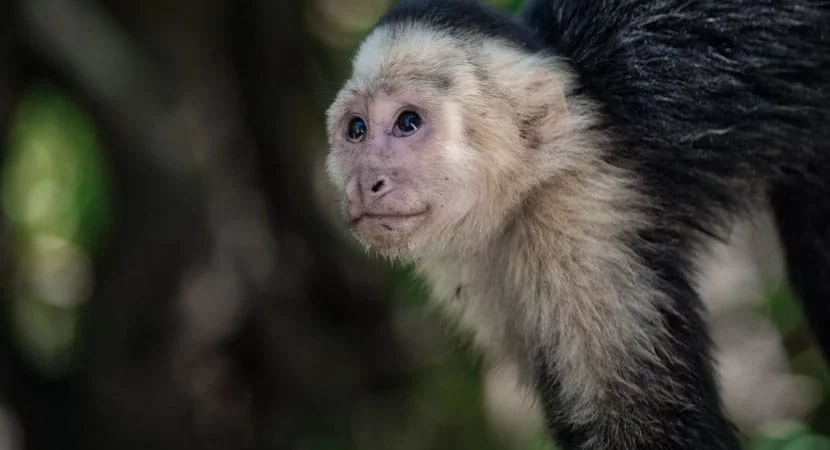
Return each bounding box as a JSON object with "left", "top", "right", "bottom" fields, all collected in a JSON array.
[
  {"left": 339, "top": 86, "right": 373, "bottom": 106},
  {"left": 371, "top": 71, "right": 454, "bottom": 96}
]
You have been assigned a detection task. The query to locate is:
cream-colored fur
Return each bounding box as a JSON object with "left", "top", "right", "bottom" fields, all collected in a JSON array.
[{"left": 326, "top": 22, "right": 677, "bottom": 438}]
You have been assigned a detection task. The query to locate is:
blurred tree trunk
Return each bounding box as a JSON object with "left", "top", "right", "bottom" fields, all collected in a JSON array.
[{"left": 5, "top": 0, "right": 414, "bottom": 449}]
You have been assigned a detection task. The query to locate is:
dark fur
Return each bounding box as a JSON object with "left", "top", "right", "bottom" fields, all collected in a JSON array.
[
  {"left": 378, "top": 0, "right": 546, "bottom": 51},
  {"left": 380, "top": 0, "right": 830, "bottom": 449}
]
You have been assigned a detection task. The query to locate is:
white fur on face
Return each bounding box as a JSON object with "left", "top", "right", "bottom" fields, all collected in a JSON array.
[{"left": 326, "top": 23, "right": 544, "bottom": 260}]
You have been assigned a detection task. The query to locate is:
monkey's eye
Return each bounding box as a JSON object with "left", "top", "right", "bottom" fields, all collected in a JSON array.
[
  {"left": 347, "top": 117, "right": 367, "bottom": 142},
  {"left": 394, "top": 111, "right": 421, "bottom": 137}
]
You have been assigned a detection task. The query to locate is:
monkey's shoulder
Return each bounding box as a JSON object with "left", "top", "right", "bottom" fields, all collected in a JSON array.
[
  {"left": 523, "top": 0, "right": 830, "bottom": 174},
  {"left": 526, "top": 0, "right": 830, "bottom": 97}
]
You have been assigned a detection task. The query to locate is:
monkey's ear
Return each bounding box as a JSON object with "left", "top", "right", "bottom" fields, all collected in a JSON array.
[{"left": 517, "top": 67, "right": 570, "bottom": 149}]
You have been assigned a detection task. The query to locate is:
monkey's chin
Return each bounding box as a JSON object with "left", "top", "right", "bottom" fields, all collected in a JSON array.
[{"left": 348, "top": 211, "right": 429, "bottom": 257}]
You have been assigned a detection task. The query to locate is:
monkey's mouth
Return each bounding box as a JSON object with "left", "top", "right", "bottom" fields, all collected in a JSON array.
[
  {"left": 347, "top": 208, "right": 430, "bottom": 242},
  {"left": 348, "top": 209, "right": 429, "bottom": 228}
]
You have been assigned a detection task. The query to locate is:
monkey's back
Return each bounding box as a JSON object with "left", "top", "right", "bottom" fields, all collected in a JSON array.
[{"left": 522, "top": 0, "right": 830, "bottom": 219}]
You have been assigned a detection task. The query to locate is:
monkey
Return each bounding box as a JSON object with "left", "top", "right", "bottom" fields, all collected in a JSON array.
[{"left": 323, "top": 0, "right": 830, "bottom": 448}]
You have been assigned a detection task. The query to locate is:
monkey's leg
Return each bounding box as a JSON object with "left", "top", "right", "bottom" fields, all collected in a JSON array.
[
  {"left": 772, "top": 179, "right": 830, "bottom": 361},
  {"left": 527, "top": 243, "right": 742, "bottom": 450}
]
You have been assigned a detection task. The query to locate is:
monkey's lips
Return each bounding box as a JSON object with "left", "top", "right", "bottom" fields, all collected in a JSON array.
[
  {"left": 347, "top": 207, "right": 430, "bottom": 246},
  {"left": 348, "top": 209, "right": 429, "bottom": 228}
]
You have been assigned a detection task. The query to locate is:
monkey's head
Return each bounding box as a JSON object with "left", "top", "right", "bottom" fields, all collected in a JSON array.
[{"left": 325, "top": 20, "right": 575, "bottom": 261}]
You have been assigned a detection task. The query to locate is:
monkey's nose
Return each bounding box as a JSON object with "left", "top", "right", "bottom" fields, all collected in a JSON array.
[
  {"left": 345, "top": 174, "right": 395, "bottom": 222},
  {"left": 359, "top": 174, "right": 394, "bottom": 201},
  {"left": 366, "top": 175, "right": 393, "bottom": 198}
]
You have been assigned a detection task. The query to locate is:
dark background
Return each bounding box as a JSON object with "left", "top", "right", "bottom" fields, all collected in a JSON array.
[{"left": 0, "top": 0, "right": 828, "bottom": 449}]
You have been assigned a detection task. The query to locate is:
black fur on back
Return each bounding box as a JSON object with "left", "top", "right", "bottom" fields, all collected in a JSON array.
[
  {"left": 521, "top": 0, "right": 830, "bottom": 232},
  {"left": 377, "top": 0, "right": 545, "bottom": 51}
]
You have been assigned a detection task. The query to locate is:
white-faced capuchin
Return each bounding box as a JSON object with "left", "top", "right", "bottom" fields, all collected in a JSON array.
[{"left": 323, "top": 0, "right": 830, "bottom": 448}]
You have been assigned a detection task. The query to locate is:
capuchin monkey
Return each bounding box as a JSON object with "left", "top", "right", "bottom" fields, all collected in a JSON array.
[{"left": 323, "top": 0, "right": 830, "bottom": 448}]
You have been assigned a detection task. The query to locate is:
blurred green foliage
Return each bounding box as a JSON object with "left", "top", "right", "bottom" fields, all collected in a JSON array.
[
  {"left": 749, "top": 422, "right": 830, "bottom": 450},
  {"left": 1, "top": 82, "right": 109, "bottom": 376}
]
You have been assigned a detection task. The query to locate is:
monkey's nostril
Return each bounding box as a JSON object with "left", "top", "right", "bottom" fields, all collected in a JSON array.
[
  {"left": 364, "top": 175, "right": 392, "bottom": 198},
  {"left": 371, "top": 179, "right": 385, "bottom": 193}
]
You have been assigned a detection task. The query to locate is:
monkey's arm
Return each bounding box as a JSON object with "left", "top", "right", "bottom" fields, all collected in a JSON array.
[
  {"left": 498, "top": 172, "right": 741, "bottom": 450},
  {"left": 514, "top": 229, "right": 740, "bottom": 450}
]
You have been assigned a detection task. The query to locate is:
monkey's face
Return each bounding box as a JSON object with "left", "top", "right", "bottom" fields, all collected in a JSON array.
[
  {"left": 325, "top": 86, "right": 483, "bottom": 260},
  {"left": 324, "top": 25, "right": 562, "bottom": 261}
]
